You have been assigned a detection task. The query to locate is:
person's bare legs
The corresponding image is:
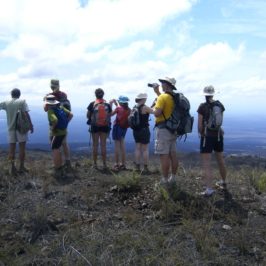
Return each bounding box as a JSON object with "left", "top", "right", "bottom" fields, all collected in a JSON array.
[
  {"left": 160, "top": 154, "right": 170, "bottom": 179},
  {"left": 52, "top": 149, "right": 63, "bottom": 169},
  {"left": 201, "top": 153, "right": 212, "bottom": 188},
  {"left": 142, "top": 144, "right": 149, "bottom": 166},
  {"left": 135, "top": 143, "right": 141, "bottom": 165},
  {"left": 114, "top": 140, "right": 120, "bottom": 165},
  {"left": 120, "top": 138, "right": 126, "bottom": 166},
  {"left": 8, "top": 143, "right": 17, "bottom": 174},
  {"left": 215, "top": 152, "right": 227, "bottom": 181},
  {"left": 92, "top": 133, "right": 99, "bottom": 166},
  {"left": 170, "top": 150, "right": 178, "bottom": 176},
  {"left": 18, "top": 141, "right": 26, "bottom": 170},
  {"left": 99, "top": 132, "right": 107, "bottom": 167},
  {"left": 62, "top": 141, "right": 70, "bottom": 161}
]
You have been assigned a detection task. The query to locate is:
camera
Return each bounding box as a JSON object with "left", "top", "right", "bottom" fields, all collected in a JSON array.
[{"left": 147, "top": 83, "right": 158, "bottom": 88}]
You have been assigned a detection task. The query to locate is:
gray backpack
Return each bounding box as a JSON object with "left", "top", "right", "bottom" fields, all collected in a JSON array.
[
  {"left": 205, "top": 101, "right": 223, "bottom": 130},
  {"left": 16, "top": 100, "right": 31, "bottom": 134}
]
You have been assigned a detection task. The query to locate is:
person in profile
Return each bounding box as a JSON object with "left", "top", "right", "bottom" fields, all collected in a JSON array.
[
  {"left": 87, "top": 88, "right": 112, "bottom": 170},
  {"left": 197, "top": 85, "right": 227, "bottom": 196},
  {"left": 130, "top": 93, "right": 154, "bottom": 173},
  {"left": 110, "top": 96, "right": 131, "bottom": 171},
  {"left": 152, "top": 77, "right": 179, "bottom": 185},
  {"left": 0, "top": 88, "right": 33, "bottom": 175}
]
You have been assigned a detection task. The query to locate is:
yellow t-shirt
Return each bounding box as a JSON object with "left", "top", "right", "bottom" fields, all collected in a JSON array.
[{"left": 154, "top": 93, "right": 174, "bottom": 124}]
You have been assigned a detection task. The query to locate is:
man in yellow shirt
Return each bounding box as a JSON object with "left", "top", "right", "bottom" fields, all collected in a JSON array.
[{"left": 153, "top": 77, "right": 178, "bottom": 185}]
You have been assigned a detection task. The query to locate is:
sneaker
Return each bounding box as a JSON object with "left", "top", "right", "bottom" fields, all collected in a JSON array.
[
  {"left": 119, "top": 164, "right": 127, "bottom": 170},
  {"left": 199, "top": 187, "right": 215, "bottom": 197},
  {"left": 112, "top": 164, "right": 120, "bottom": 171},
  {"left": 168, "top": 175, "right": 177, "bottom": 184},
  {"left": 215, "top": 180, "right": 227, "bottom": 190},
  {"left": 159, "top": 177, "right": 168, "bottom": 186},
  {"left": 134, "top": 162, "right": 140, "bottom": 172}
]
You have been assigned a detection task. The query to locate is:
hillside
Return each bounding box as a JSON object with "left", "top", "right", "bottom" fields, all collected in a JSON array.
[{"left": 0, "top": 151, "right": 266, "bottom": 265}]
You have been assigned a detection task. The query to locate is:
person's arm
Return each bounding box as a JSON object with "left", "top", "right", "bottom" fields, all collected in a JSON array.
[
  {"left": 26, "top": 112, "right": 34, "bottom": 133},
  {"left": 153, "top": 84, "right": 161, "bottom": 97},
  {"left": 153, "top": 107, "right": 163, "bottom": 117},
  {"left": 109, "top": 99, "right": 118, "bottom": 109},
  {"left": 142, "top": 105, "right": 154, "bottom": 114},
  {"left": 198, "top": 113, "right": 204, "bottom": 137}
]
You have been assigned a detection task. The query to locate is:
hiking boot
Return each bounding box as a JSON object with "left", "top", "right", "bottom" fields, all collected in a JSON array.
[
  {"left": 64, "top": 160, "right": 73, "bottom": 172},
  {"left": 9, "top": 165, "right": 18, "bottom": 176},
  {"left": 18, "top": 166, "right": 29, "bottom": 174},
  {"left": 215, "top": 180, "right": 227, "bottom": 191},
  {"left": 199, "top": 187, "right": 215, "bottom": 197},
  {"left": 54, "top": 167, "right": 64, "bottom": 180},
  {"left": 134, "top": 162, "right": 140, "bottom": 172}
]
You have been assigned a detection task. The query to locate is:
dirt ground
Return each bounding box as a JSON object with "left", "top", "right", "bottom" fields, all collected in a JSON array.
[{"left": 0, "top": 151, "right": 266, "bottom": 265}]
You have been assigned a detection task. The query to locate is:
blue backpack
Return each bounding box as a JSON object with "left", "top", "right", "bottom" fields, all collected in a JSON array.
[{"left": 52, "top": 107, "right": 69, "bottom": 130}]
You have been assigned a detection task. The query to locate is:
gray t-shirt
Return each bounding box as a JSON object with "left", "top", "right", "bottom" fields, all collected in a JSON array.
[{"left": 0, "top": 99, "right": 29, "bottom": 131}]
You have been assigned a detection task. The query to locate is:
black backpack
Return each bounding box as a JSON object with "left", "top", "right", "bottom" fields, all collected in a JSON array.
[
  {"left": 128, "top": 104, "right": 143, "bottom": 130},
  {"left": 162, "top": 93, "right": 194, "bottom": 138}
]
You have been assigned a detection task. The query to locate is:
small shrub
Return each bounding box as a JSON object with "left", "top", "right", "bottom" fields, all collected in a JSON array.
[
  {"left": 257, "top": 173, "right": 266, "bottom": 193},
  {"left": 114, "top": 172, "right": 141, "bottom": 192}
]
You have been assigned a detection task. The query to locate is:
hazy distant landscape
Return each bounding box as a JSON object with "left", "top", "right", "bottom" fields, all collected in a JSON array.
[{"left": 1, "top": 110, "right": 266, "bottom": 156}]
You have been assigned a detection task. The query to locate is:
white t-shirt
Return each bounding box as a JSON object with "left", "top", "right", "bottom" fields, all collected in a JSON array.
[{"left": 0, "top": 99, "right": 29, "bottom": 131}]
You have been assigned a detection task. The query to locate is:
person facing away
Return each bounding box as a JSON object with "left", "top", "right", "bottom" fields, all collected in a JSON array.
[
  {"left": 0, "top": 88, "right": 33, "bottom": 175},
  {"left": 87, "top": 88, "right": 112, "bottom": 169},
  {"left": 44, "top": 79, "right": 72, "bottom": 170},
  {"left": 43, "top": 94, "right": 73, "bottom": 179},
  {"left": 132, "top": 93, "right": 154, "bottom": 173},
  {"left": 152, "top": 77, "right": 179, "bottom": 185},
  {"left": 197, "top": 85, "right": 227, "bottom": 196},
  {"left": 110, "top": 95, "right": 131, "bottom": 171}
]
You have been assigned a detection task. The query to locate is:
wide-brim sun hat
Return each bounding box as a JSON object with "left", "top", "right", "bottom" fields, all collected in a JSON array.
[
  {"left": 118, "top": 95, "right": 130, "bottom": 103},
  {"left": 202, "top": 85, "right": 217, "bottom": 96},
  {"left": 158, "top": 77, "right": 177, "bottom": 90},
  {"left": 44, "top": 95, "right": 60, "bottom": 105},
  {"left": 135, "top": 93, "right": 148, "bottom": 100}
]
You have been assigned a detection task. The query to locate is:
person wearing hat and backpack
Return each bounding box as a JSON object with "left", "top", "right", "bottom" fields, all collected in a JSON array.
[
  {"left": 152, "top": 77, "right": 179, "bottom": 185},
  {"left": 87, "top": 88, "right": 112, "bottom": 169},
  {"left": 110, "top": 95, "right": 131, "bottom": 171},
  {"left": 44, "top": 94, "right": 73, "bottom": 179},
  {"left": 130, "top": 93, "right": 154, "bottom": 173},
  {"left": 45, "top": 79, "right": 72, "bottom": 171},
  {"left": 0, "top": 88, "right": 33, "bottom": 175},
  {"left": 197, "top": 85, "right": 227, "bottom": 196}
]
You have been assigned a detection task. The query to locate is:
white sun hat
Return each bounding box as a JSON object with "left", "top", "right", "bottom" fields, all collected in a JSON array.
[
  {"left": 202, "top": 85, "right": 217, "bottom": 96},
  {"left": 158, "top": 77, "right": 177, "bottom": 90},
  {"left": 135, "top": 93, "right": 148, "bottom": 100}
]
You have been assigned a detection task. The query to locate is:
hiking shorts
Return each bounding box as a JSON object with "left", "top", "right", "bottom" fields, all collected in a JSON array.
[
  {"left": 154, "top": 128, "right": 177, "bottom": 155},
  {"left": 50, "top": 135, "right": 66, "bottom": 150},
  {"left": 112, "top": 124, "right": 127, "bottom": 140},
  {"left": 90, "top": 125, "right": 110, "bottom": 134},
  {"left": 8, "top": 130, "right": 28, "bottom": 144},
  {"left": 200, "top": 135, "right": 224, "bottom": 153},
  {"left": 133, "top": 127, "right": 150, "bottom": 144}
]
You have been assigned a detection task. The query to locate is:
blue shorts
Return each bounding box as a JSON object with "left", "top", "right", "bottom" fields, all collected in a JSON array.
[{"left": 112, "top": 124, "right": 127, "bottom": 140}]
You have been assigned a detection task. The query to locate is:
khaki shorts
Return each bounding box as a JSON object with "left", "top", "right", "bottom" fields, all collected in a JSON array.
[
  {"left": 8, "top": 130, "right": 28, "bottom": 144},
  {"left": 154, "top": 128, "right": 177, "bottom": 155}
]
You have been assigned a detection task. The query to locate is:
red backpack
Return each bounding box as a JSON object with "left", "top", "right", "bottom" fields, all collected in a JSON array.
[
  {"left": 91, "top": 99, "right": 111, "bottom": 127},
  {"left": 116, "top": 106, "right": 130, "bottom": 129}
]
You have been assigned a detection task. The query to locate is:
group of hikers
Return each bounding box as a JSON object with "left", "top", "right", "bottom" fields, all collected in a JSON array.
[{"left": 0, "top": 77, "right": 227, "bottom": 196}]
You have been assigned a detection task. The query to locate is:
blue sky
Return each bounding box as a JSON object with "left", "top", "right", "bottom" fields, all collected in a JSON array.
[{"left": 0, "top": 0, "right": 265, "bottom": 116}]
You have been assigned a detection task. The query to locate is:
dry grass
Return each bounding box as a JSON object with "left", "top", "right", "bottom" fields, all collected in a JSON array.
[{"left": 0, "top": 152, "right": 266, "bottom": 265}]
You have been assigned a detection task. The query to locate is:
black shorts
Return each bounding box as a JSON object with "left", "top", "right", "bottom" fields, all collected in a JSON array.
[
  {"left": 200, "top": 135, "right": 224, "bottom": 153},
  {"left": 50, "top": 135, "right": 66, "bottom": 150},
  {"left": 90, "top": 125, "right": 110, "bottom": 134},
  {"left": 133, "top": 127, "right": 150, "bottom": 144}
]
